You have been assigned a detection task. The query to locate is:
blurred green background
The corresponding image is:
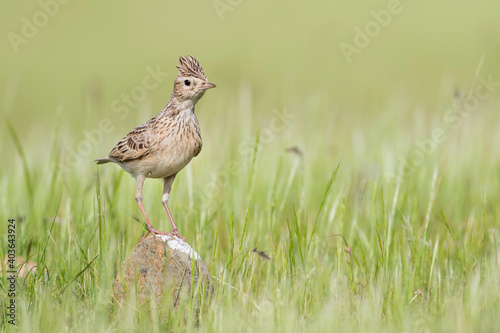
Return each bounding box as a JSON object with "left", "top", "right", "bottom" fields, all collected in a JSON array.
[{"left": 2, "top": 0, "right": 499, "bottom": 130}]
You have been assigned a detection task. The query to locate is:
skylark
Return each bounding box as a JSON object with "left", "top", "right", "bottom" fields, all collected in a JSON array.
[{"left": 95, "top": 56, "right": 215, "bottom": 241}]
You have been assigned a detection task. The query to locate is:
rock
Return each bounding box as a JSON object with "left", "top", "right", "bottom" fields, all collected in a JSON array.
[{"left": 113, "top": 235, "right": 212, "bottom": 313}]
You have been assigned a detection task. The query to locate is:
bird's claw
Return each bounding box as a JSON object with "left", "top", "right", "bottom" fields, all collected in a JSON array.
[
  {"left": 170, "top": 229, "right": 186, "bottom": 242},
  {"left": 140, "top": 230, "right": 152, "bottom": 243},
  {"left": 140, "top": 227, "right": 186, "bottom": 243}
]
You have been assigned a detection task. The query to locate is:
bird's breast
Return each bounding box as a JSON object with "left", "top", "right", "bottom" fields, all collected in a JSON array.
[{"left": 148, "top": 111, "right": 202, "bottom": 177}]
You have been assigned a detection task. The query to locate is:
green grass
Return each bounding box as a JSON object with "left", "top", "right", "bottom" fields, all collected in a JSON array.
[{"left": 1, "top": 1, "right": 500, "bottom": 332}]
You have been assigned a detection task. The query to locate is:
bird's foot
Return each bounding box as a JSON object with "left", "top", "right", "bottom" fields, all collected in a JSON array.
[
  {"left": 140, "top": 226, "right": 186, "bottom": 243},
  {"left": 170, "top": 228, "right": 186, "bottom": 242},
  {"left": 140, "top": 230, "right": 151, "bottom": 243}
]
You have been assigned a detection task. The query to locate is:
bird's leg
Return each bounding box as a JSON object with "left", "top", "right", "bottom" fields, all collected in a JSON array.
[
  {"left": 135, "top": 174, "right": 184, "bottom": 242},
  {"left": 162, "top": 174, "right": 185, "bottom": 241},
  {"left": 135, "top": 175, "right": 160, "bottom": 242},
  {"left": 135, "top": 174, "right": 155, "bottom": 242},
  {"left": 136, "top": 174, "right": 177, "bottom": 242}
]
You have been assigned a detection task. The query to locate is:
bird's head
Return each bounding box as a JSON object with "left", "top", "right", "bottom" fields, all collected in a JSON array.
[{"left": 173, "top": 55, "right": 216, "bottom": 103}]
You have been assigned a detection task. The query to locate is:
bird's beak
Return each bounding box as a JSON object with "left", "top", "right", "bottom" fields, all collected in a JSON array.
[{"left": 200, "top": 81, "right": 216, "bottom": 90}]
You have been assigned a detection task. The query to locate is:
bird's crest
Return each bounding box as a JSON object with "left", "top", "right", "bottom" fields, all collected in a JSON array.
[{"left": 176, "top": 55, "right": 207, "bottom": 80}]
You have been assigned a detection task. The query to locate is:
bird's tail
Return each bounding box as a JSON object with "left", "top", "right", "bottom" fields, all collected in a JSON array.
[{"left": 94, "top": 157, "right": 111, "bottom": 165}]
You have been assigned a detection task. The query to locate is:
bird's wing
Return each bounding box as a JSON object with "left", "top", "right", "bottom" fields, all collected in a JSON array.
[{"left": 108, "top": 122, "right": 153, "bottom": 162}]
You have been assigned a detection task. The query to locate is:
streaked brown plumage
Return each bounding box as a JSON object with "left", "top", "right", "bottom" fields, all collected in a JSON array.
[{"left": 95, "top": 55, "right": 215, "bottom": 241}]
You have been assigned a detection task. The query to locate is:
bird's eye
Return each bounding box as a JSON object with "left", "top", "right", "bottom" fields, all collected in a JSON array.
[{"left": 184, "top": 80, "right": 191, "bottom": 86}]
